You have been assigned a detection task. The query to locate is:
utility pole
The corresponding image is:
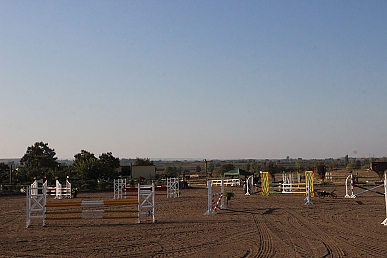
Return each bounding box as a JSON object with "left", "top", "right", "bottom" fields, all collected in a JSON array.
[{"left": 204, "top": 159, "right": 208, "bottom": 180}]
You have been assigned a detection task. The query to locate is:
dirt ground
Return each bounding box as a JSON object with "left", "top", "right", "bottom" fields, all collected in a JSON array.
[{"left": 1, "top": 184, "right": 386, "bottom": 258}]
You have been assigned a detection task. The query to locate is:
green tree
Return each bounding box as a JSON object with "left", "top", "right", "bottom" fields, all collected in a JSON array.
[
  {"left": 20, "top": 142, "right": 59, "bottom": 181},
  {"left": 207, "top": 161, "right": 214, "bottom": 172},
  {"left": 216, "top": 164, "right": 235, "bottom": 176},
  {"left": 262, "top": 162, "right": 277, "bottom": 181},
  {"left": 195, "top": 165, "right": 202, "bottom": 173},
  {"left": 0, "top": 163, "right": 10, "bottom": 184},
  {"left": 243, "top": 163, "right": 251, "bottom": 172},
  {"left": 72, "top": 150, "right": 99, "bottom": 180},
  {"left": 295, "top": 160, "right": 302, "bottom": 173},
  {"left": 251, "top": 162, "right": 261, "bottom": 174},
  {"left": 164, "top": 166, "right": 178, "bottom": 178},
  {"left": 99, "top": 152, "right": 120, "bottom": 179},
  {"left": 316, "top": 162, "right": 327, "bottom": 181},
  {"left": 134, "top": 157, "right": 154, "bottom": 166},
  {"left": 346, "top": 160, "right": 360, "bottom": 171}
]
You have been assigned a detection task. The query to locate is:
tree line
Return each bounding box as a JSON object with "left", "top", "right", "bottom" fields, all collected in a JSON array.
[
  {"left": 1, "top": 142, "right": 386, "bottom": 188},
  {"left": 0, "top": 142, "right": 124, "bottom": 190}
]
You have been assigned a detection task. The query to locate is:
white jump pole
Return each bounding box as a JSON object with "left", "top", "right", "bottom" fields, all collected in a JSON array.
[{"left": 382, "top": 172, "right": 387, "bottom": 226}]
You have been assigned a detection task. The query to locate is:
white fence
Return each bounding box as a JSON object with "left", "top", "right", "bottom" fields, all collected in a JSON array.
[{"left": 211, "top": 179, "right": 240, "bottom": 187}]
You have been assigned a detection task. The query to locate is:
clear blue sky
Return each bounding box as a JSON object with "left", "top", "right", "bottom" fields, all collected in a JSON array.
[{"left": 1, "top": 0, "right": 386, "bottom": 160}]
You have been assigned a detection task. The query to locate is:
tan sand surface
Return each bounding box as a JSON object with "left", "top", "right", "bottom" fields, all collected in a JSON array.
[{"left": 1, "top": 185, "right": 386, "bottom": 257}]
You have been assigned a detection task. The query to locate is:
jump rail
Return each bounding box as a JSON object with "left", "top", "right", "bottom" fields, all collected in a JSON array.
[
  {"left": 204, "top": 179, "right": 227, "bottom": 215},
  {"left": 26, "top": 183, "right": 155, "bottom": 227}
]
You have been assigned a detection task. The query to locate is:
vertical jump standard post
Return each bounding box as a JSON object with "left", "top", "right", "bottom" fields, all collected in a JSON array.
[
  {"left": 245, "top": 175, "right": 254, "bottom": 195},
  {"left": 304, "top": 171, "right": 313, "bottom": 205},
  {"left": 260, "top": 171, "right": 270, "bottom": 196},
  {"left": 382, "top": 172, "right": 387, "bottom": 226}
]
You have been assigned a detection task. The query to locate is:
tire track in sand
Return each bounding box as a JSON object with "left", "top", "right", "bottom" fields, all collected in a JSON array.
[{"left": 285, "top": 208, "right": 348, "bottom": 257}]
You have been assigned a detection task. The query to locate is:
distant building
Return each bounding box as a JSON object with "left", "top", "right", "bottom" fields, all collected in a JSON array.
[
  {"left": 370, "top": 161, "right": 387, "bottom": 172},
  {"left": 116, "top": 165, "right": 156, "bottom": 179}
]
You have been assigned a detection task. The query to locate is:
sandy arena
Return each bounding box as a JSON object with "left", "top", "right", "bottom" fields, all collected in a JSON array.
[{"left": 1, "top": 185, "right": 387, "bottom": 257}]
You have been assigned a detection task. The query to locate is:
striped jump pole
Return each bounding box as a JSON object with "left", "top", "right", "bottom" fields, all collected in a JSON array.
[
  {"left": 304, "top": 171, "right": 314, "bottom": 205},
  {"left": 261, "top": 172, "right": 270, "bottom": 196}
]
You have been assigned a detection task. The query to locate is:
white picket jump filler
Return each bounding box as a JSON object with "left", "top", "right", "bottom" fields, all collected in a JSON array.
[
  {"left": 245, "top": 175, "right": 254, "bottom": 195},
  {"left": 31, "top": 179, "right": 71, "bottom": 199},
  {"left": 26, "top": 182, "right": 155, "bottom": 227},
  {"left": 30, "top": 180, "right": 38, "bottom": 195},
  {"left": 282, "top": 173, "right": 293, "bottom": 193},
  {"left": 382, "top": 172, "right": 387, "bottom": 226},
  {"left": 166, "top": 177, "right": 179, "bottom": 198},
  {"left": 204, "top": 179, "right": 227, "bottom": 215}
]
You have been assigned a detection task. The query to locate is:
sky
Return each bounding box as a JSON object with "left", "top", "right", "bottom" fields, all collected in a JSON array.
[{"left": 1, "top": 0, "right": 386, "bottom": 160}]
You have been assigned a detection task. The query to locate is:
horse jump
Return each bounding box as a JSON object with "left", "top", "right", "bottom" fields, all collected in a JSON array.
[
  {"left": 281, "top": 172, "right": 314, "bottom": 196},
  {"left": 26, "top": 183, "right": 155, "bottom": 227},
  {"left": 260, "top": 171, "right": 314, "bottom": 205},
  {"left": 344, "top": 172, "right": 384, "bottom": 198},
  {"left": 114, "top": 177, "right": 179, "bottom": 199},
  {"left": 204, "top": 179, "right": 227, "bottom": 215}
]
